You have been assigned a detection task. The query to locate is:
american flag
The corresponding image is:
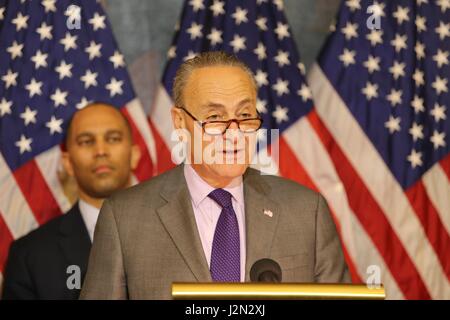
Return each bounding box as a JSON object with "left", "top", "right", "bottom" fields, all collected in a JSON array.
[
  {"left": 308, "top": 0, "right": 450, "bottom": 298},
  {"left": 150, "top": 0, "right": 450, "bottom": 299},
  {"left": 0, "top": 0, "right": 156, "bottom": 288}
]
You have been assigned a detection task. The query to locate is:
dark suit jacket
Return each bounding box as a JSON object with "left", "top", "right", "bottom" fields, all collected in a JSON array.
[
  {"left": 1, "top": 204, "right": 91, "bottom": 300},
  {"left": 80, "top": 165, "right": 350, "bottom": 300}
]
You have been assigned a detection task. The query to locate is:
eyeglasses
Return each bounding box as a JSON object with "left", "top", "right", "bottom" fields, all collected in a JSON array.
[{"left": 177, "top": 106, "right": 263, "bottom": 136}]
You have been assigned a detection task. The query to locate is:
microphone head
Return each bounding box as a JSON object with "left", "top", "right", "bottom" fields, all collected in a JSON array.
[{"left": 250, "top": 258, "right": 282, "bottom": 282}]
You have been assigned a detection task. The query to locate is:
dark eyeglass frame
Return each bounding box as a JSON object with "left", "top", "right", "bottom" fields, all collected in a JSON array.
[{"left": 176, "top": 106, "right": 263, "bottom": 135}]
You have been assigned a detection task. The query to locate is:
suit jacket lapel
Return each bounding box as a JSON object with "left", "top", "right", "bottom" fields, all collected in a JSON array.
[
  {"left": 156, "top": 166, "right": 212, "bottom": 282},
  {"left": 59, "top": 204, "right": 92, "bottom": 277},
  {"left": 243, "top": 169, "right": 280, "bottom": 281}
]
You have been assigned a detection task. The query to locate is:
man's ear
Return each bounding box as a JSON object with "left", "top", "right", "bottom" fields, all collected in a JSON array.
[
  {"left": 61, "top": 151, "right": 75, "bottom": 177},
  {"left": 171, "top": 106, "right": 185, "bottom": 130},
  {"left": 130, "top": 144, "right": 141, "bottom": 170}
]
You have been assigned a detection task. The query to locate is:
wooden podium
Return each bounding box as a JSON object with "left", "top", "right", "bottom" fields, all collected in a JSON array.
[{"left": 172, "top": 283, "right": 386, "bottom": 300}]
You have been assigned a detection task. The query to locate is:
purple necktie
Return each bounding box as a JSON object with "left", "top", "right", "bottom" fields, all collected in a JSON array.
[{"left": 208, "top": 188, "right": 241, "bottom": 282}]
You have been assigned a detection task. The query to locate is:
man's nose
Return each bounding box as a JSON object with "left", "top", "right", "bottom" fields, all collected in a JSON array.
[
  {"left": 94, "top": 140, "right": 109, "bottom": 157},
  {"left": 224, "top": 123, "right": 243, "bottom": 142}
]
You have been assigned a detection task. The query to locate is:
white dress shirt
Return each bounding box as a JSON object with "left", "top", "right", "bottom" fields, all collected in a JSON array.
[
  {"left": 183, "top": 164, "right": 246, "bottom": 282},
  {"left": 78, "top": 200, "right": 100, "bottom": 243}
]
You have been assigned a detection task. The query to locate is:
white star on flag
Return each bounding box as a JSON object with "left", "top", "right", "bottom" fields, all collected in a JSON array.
[
  {"left": 366, "top": 29, "right": 383, "bottom": 46},
  {"left": 409, "top": 122, "right": 424, "bottom": 141},
  {"left": 31, "top": 50, "right": 48, "bottom": 69},
  {"left": 36, "top": 22, "right": 53, "bottom": 41},
  {"left": 0, "top": 98, "right": 12, "bottom": 117},
  {"left": 272, "top": 78, "right": 289, "bottom": 96},
  {"left": 297, "top": 84, "right": 312, "bottom": 102},
  {"left": 85, "top": 41, "right": 102, "bottom": 60},
  {"left": 272, "top": 105, "right": 289, "bottom": 124},
  {"left": 256, "top": 99, "right": 267, "bottom": 114},
  {"left": 6, "top": 41, "right": 23, "bottom": 59},
  {"left": 60, "top": 32, "right": 78, "bottom": 51},
  {"left": 415, "top": 42, "right": 426, "bottom": 59},
  {"left": 389, "top": 61, "right": 406, "bottom": 80},
  {"left": 76, "top": 97, "right": 92, "bottom": 110},
  {"left": 341, "top": 22, "right": 358, "bottom": 40},
  {"left": 430, "top": 103, "right": 446, "bottom": 122},
  {"left": 207, "top": 28, "right": 223, "bottom": 46},
  {"left": 41, "top": 0, "right": 56, "bottom": 13},
  {"left": 12, "top": 12, "right": 29, "bottom": 31},
  {"left": 435, "top": 21, "right": 450, "bottom": 40},
  {"left": 437, "top": 0, "right": 450, "bottom": 12},
  {"left": 89, "top": 12, "right": 106, "bottom": 31},
  {"left": 255, "top": 70, "right": 269, "bottom": 87},
  {"left": 391, "top": 34, "right": 407, "bottom": 52},
  {"left": 189, "top": 0, "right": 204, "bottom": 12},
  {"left": 232, "top": 7, "right": 248, "bottom": 25},
  {"left": 1, "top": 69, "right": 18, "bottom": 88},
  {"left": 346, "top": 0, "right": 361, "bottom": 12},
  {"left": 254, "top": 42, "right": 267, "bottom": 60},
  {"left": 106, "top": 78, "right": 124, "bottom": 97},
  {"left": 187, "top": 22, "right": 203, "bottom": 40},
  {"left": 25, "top": 78, "right": 43, "bottom": 97},
  {"left": 230, "top": 35, "right": 246, "bottom": 52},
  {"left": 363, "top": 55, "right": 381, "bottom": 73},
  {"left": 55, "top": 61, "right": 73, "bottom": 80},
  {"left": 80, "top": 70, "right": 98, "bottom": 88},
  {"left": 274, "top": 22, "right": 290, "bottom": 40},
  {"left": 413, "top": 69, "right": 425, "bottom": 86},
  {"left": 362, "top": 82, "right": 379, "bottom": 100},
  {"left": 15, "top": 134, "right": 32, "bottom": 154},
  {"left": 393, "top": 6, "right": 409, "bottom": 25},
  {"left": 255, "top": 16, "right": 268, "bottom": 31},
  {"left": 430, "top": 131, "right": 446, "bottom": 150},
  {"left": 386, "top": 89, "right": 403, "bottom": 107},
  {"left": 433, "top": 49, "right": 449, "bottom": 68},
  {"left": 109, "top": 51, "right": 125, "bottom": 68},
  {"left": 20, "top": 107, "right": 37, "bottom": 126},
  {"left": 411, "top": 95, "right": 425, "bottom": 113},
  {"left": 210, "top": 0, "right": 225, "bottom": 16},
  {"left": 274, "top": 50, "right": 290, "bottom": 67},
  {"left": 46, "top": 116, "right": 64, "bottom": 135},
  {"left": 384, "top": 115, "right": 401, "bottom": 134},
  {"left": 339, "top": 48, "right": 356, "bottom": 67},
  {"left": 432, "top": 76, "right": 448, "bottom": 95},
  {"left": 407, "top": 149, "right": 423, "bottom": 168},
  {"left": 50, "top": 88, "right": 68, "bottom": 107}
]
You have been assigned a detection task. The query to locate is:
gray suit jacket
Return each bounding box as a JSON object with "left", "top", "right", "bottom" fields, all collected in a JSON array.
[{"left": 80, "top": 165, "right": 350, "bottom": 299}]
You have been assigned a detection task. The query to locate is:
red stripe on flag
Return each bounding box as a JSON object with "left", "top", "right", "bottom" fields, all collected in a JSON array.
[
  {"left": 13, "top": 160, "right": 61, "bottom": 225},
  {"left": 439, "top": 154, "right": 450, "bottom": 182},
  {"left": 406, "top": 180, "right": 450, "bottom": 281},
  {"left": 278, "top": 136, "right": 362, "bottom": 283},
  {"left": 277, "top": 137, "right": 318, "bottom": 192},
  {"left": 307, "top": 109, "right": 431, "bottom": 299},
  {"left": 148, "top": 117, "right": 176, "bottom": 175},
  {"left": 121, "top": 108, "right": 154, "bottom": 181},
  {"left": 0, "top": 214, "right": 14, "bottom": 273}
]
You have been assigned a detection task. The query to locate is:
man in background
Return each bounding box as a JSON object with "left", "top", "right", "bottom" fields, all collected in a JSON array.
[{"left": 1, "top": 103, "right": 141, "bottom": 299}]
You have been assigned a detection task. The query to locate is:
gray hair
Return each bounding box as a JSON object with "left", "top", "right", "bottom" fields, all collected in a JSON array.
[{"left": 172, "top": 51, "right": 257, "bottom": 107}]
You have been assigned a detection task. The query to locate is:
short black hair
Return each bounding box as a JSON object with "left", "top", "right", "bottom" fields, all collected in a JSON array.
[{"left": 62, "top": 102, "right": 133, "bottom": 151}]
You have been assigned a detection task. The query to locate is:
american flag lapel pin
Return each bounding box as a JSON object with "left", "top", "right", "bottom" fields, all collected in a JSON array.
[{"left": 263, "top": 209, "right": 273, "bottom": 218}]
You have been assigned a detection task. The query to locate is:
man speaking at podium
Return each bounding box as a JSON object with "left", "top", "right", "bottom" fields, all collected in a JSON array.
[{"left": 80, "top": 51, "right": 350, "bottom": 300}]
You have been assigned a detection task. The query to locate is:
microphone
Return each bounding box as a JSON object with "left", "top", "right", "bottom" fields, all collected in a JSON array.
[{"left": 250, "top": 258, "right": 282, "bottom": 283}]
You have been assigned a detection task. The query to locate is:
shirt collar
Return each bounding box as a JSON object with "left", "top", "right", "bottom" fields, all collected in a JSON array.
[
  {"left": 78, "top": 199, "right": 100, "bottom": 242},
  {"left": 183, "top": 164, "right": 244, "bottom": 208}
]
